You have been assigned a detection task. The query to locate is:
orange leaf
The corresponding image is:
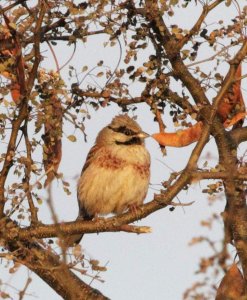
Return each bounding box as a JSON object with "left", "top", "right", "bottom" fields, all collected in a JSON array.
[
  {"left": 152, "top": 122, "right": 203, "bottom": 147},
  {"left": 224, "top": 112, "right": 247, "bottom": 128},
  {"left": 10, "top": 82, "right": 21, "bottom": 103},
  {"left": 0, "top": 14, "right": 26, "bottom": 104},
  {"left": 218, "top": 64, "right": 245, "bottom": 123},
  {"left": 152, "top": 65, "right": 246, "bottom": 148},
  {"left": 216, "top": 264, "right": 244, "bottom": 300}
]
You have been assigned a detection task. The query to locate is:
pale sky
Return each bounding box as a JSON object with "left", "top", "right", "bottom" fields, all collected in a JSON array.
[{"left": 1, "top": 1, "right": 247, "bottom": 299}]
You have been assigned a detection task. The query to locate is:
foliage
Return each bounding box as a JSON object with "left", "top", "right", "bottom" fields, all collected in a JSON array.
[{"left": 0, "top": 0, "right": 246, "bottom": 299}]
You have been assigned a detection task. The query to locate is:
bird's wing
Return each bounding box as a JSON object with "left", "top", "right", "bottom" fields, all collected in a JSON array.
[
  {"left": 77, "top": 144, "right": 101, "bottom": 220},
  {"left": 81, "top": 144, "right": 100, "bottom": 174}
]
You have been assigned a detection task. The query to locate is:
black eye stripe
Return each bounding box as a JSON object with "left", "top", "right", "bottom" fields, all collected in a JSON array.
[
  {"left": 115, "top": 137, "right": 142, "bottom": 145},
  {"left": 108, "top": 126, "right": 136, "bottom": 136}
]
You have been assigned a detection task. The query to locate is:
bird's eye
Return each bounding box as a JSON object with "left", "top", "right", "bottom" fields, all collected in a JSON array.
[
  {"left": 109, "top": 125, "right": 135, "bottom": 136},
  {"left": 124, "top": 129, "right": 132, "bottom": 136}
]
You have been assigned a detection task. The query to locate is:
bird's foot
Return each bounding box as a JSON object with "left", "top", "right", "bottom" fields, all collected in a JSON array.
[{"left": 128, "top": 204, "right": 143, "bottom": 220}]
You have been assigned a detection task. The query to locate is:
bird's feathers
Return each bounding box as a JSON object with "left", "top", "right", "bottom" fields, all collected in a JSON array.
[{"left": 68, "top": 114, "right": 150, "bottom": 246}]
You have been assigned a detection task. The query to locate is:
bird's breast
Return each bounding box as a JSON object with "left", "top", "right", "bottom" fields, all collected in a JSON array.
[{"left": 77, "top": 145, "right": 150, "bottom": 216}]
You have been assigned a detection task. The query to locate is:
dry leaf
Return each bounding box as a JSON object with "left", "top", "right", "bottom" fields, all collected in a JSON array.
[
  {"left": 101, "top": 90, "right": 111, "bottom": 98},
  {"left": 82, "top": 65, "right": 88, "bottom": 72},
  {"left": 0, "top": 14, "right": 26, "bottom": 104},
  {"left": 152, "top": 122, "right": 203, "bottom": 147},
  {"left": 217, "top": 65, "right": 245, "bottom": 123},
  {"left": 216, "top": 264, "right": 244, "bottom": 300},
  {"left": 43, "top": 95, "right": 63, "bottom": 187},
  {"left": 96, "top": 71, "right": 104, "bottom": 77},
  {"left": 224, "top": 112, "right": 247, "bottom": 128},
  {"left": 67, "top": 135, "right": 77, "bottom": 142},
  {"left": 152, "top": 65, "right": 245, "bottom": 148}
]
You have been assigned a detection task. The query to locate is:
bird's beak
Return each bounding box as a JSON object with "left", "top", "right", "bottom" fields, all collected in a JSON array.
[{"left": 137, "top": 131, "right": 150, "bottom": 139}]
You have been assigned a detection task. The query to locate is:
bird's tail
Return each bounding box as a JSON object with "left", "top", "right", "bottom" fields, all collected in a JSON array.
[{"left": 64, "top": 207, "right": 93, "bottom": 247}]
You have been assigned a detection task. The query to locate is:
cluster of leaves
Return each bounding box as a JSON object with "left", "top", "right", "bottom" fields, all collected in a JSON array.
[{"left": 0, "top": 0, "right": 246, "bottom": 299}]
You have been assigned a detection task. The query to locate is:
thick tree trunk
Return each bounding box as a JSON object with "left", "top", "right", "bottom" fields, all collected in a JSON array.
[{"left": 9, "top": 241, "right": 109, "bottom": 300}]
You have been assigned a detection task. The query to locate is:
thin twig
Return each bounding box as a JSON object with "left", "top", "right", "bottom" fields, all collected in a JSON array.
[
  {"left": 46, "top": 40, "right": 60, "bottom": 72},
  {"left": 27, "top": 1, "right": 47, "bottom": 92},
  {"left": 178, "top": 0, "right": 224, "bottom": 49},
  {"left": 170, "top": 201, "right": 195, "bottom": 207},
  {"left": 119, "top": 224, "right": 152, "bottom": 234},
  {"left": 46, "top": 184, "right": 68, "bottom": 264},
  {"left": 19, "top": 277, "right": 32, "bottom": 300},
  {"left": 0, "top": 0, "right": 27, "bottom": 14},
  {"left": 186, "top": 41, "right": 239, "bottom": 68},
  {"left": 23, "top": 120, "right": 38, "bottom": 224}
]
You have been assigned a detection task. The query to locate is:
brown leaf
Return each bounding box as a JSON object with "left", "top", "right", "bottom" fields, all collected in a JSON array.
[
  {"left": 43, "top": 95, "right": 63, "bottom": 187},
  {"left": 216, "top": 264, "right": 244, "bottom": 300},
  {"left": 217, "top": 64, "right": 245, "bottom": 123},
  {"left": 152, "top": 65, "right": 246, "bottom": 148},
  {"left": 224, "top": 112, "right": 247, "bottom": 128},
  {"left": 67, "top": 135, "right": 77, "bottom": 142},
  {"left": 1, "top": 14, "right": 26, "bottom": 104},
  {"left": 101, "top": 90, "right": 111, "bottom": 98}
]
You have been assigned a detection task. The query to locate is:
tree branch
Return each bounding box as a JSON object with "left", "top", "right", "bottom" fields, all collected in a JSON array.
[
  {"left": 0, "top": 0, "right": 27, "bottom": 14},
  {"left": 26, "top": 1, "right": 46, "bottom": 91},
  {"left": 177, "top": 0, "right": 224, "bottom": 49},
  {"left": 8, "top": 241, "right": 109, "bottom": 300},
  {"left": 0, "top": 105, "right": 28, "bottom": 217},
  {"left": 230, "top": 126, "right": 247, "bottom": 145},
  {"left": 5, "top": 112, "right": 216, "bottom": 241},
  {"left": 144, "top": 0, "right": 210, "bottom": 107},
  {"left": 191, "top": 170, "right": 247, "bottom": 181},
  {"left": 23, "top": 120, "right": 38, "bottom": 224}
]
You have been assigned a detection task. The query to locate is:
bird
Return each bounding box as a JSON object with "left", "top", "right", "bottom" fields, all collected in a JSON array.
[{"left": 67, "top": 114, "right": 150, "bottom": 246}]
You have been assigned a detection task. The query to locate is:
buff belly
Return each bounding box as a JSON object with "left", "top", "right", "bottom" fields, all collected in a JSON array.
[{"left": 77, "top": 165, "right": 149, "bottom": 216}]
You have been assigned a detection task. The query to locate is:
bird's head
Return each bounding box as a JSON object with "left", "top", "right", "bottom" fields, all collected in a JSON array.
[{"left": 96, "top": 115, "right": 149, "bottom": 146}]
